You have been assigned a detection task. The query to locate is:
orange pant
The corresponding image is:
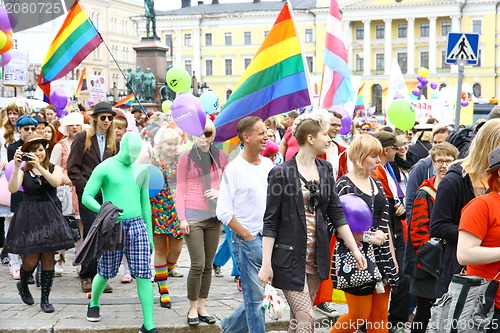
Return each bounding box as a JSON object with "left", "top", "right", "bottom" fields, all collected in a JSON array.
[{"left": 330, "top": 286, "right": 390, "bottom": 333}]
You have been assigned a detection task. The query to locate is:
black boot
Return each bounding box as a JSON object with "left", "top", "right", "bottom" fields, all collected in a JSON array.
[
  {"left": 35, "top": 262, "right": 42, "bottom": 287},
  {"left": 17, "top": 267, "right": 34, "bottom": 305},
  {"left": 40, "top": 270, "right": 55, "bottom": 313}
]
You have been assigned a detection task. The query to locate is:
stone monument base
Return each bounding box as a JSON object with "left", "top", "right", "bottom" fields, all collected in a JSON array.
[{"left": 132, "top": 102, "right": 160, "bottom": 114}]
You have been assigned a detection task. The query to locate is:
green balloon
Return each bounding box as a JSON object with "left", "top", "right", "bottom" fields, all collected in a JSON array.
[
  {"left": 162, "top": 100, "right": 173, "bottom": 113},
  {"left": 387, "top": 99, "right": 416, "bottom": 131},
  {"left": 166, "top": 67, "right": 191, "bottom": 94}
]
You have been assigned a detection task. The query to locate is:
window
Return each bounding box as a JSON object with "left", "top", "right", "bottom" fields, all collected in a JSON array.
[
  {"left": 355, "top": 26, "right": 364, "bottom": 40},
  {"left": 420, "top": 51, "right": 429, "bottom": 68},
  {"left": 244, "top": 58, "right": 251, "bottom": 70},
  {"left": 376, "top": 54, "right": 384, "bottom": 71},
  {"left": 123, "top": 47, "right": 128, "bottom": 62},
  {"left": 441, "top": 50, "right": 450, "bottom": 68},
  {"left": 225, "top": 59, "right": 232, "bottom": 75},
  {"left": 264, "top": 30, "right": 269, "bottom": 38},
  {"left": 111, "top": 18, "right": 116, "bottom": 32},
  {"left": 305, "top": 29, "right": 313, "bottom": 43},
  {"left": 225, "top": 32, "right": 232, "bottom": 46},
  {"left": 12, "top": 38, "right": 17, "bottom": 49},
  {"left": 122, "top": 20, "right": 128, "bottom": 34},
  {"left": 420, "top": 22, "right": 429, "bottom": 37},
  {"left": 306, "top": 56, "right": 313, "bottom": 73},
  {"left": 376, "top": 25, "right": 384, "bottom": 39},
  {"left": 473, "top": 20, "right": 482, "bottom": 34},
  {"left": 165, "top": 34, "right": 173, "bottom": 51},
  {"left": 205, "top": 33, "right": 212, "bottom": 46},
  {"left": 397, "top": 52, "right": 407, "bottom": 73},
  {"left": 442, "top": 21, "right": 451, "bottom": 36},
  {"left": 472, "top": 83, "right": 481, "bottom": 98},
  {"left": 205, "top": 59, "right": 213, "bottom": 76},
  {"left": 184, "top": 34, "right": 192, "bottom": 47},
  {"left": 243, "top": 31, "right": 251, "bottom": 45},
  {"left": 398, "top": 24, "right": 407, "bottom": 38},
  {"left": 185, "top": 60, "right": 192, "bottom": 76},
  {"left": 355, "top": 54, "right": 364, "bottom": 72},
  {"left": 226, "top": 89, "right": 233, "bottom": 101},
  {"left": 372, "top": 84, "right": 382, "bottom": 114}
]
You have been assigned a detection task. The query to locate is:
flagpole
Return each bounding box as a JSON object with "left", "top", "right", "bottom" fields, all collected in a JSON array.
[{"left": 286, "top": 0, "right": 313, "bottom": 109}]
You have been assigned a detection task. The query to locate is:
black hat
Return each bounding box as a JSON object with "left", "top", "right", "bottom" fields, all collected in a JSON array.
[
  {"left": 92, "top": 102, "right": 116, "bottom": 116},
  {"left": 372, "top": 131, "right": 404, "bottom": 148},
  {"left": 33, "top": 115, "right": 48, "bottom": 126},
  {"left": 486, "top": 146, "right": 500, "bottom": 173},
  {"left": 132, "top": 106, "right": 143, "bottom": 114}
]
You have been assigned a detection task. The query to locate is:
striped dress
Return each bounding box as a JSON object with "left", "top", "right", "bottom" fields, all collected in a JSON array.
[{"left": 334, "top": 175, "right": 399, "bottom": 296}]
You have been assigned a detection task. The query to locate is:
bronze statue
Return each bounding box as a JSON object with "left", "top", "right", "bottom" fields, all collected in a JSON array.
[
  {"left": 125, "top": 68, "right": 134, "bottom": 95},
  {"left": 144, "top": 0, "right": 157, "bottom": 38},
  {"left": 132, "top": 66, "right": 145, "bottom": 100},
  {"left": 142, "top": 68, "right": 156, "bottom": 101}
]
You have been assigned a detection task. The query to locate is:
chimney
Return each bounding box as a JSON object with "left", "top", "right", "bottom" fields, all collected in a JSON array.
[
  {"left": 212, "top": 0, "right": 219, "bottom": 3},
  {"left": 181, "top": 0, "right": 191, "bottom": 7}
]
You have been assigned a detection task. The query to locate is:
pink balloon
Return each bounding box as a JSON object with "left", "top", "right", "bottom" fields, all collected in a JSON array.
[
  {"left": 339, "top": 116, "right": 351, "bottom": 135},
  {"left": 412, "top": 88, "right": 420, "bottom": 96},
  {"left": 5, "top": 160, "right": 24, "bottom": 191},
  {"left": 367, "top": 107, "right": 376, "bottom": 116},
  {"left": 171, "top": 93, "right": 206, "bottom": 136},
  {"left": 339, "top": 194, "right": 373, "bottom": 232},
  {"left": 394, "top": 93, "right": 404, "bottom": 100},
  {"left": 329, "top": 105, "right": 350, "bottom": 118},
  {"left": 0, "top": 51, "right": 11, "bottom": 66},
  {"left": 50, "top": 88, "right": 68, "bottom": 110}
]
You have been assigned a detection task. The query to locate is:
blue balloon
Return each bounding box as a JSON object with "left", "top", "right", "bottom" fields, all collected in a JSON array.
[
  {"left": 199, "top": 91, "right": 220, "bottom": 114},
  {"left": 144, "top": 164, "right": 165, "bottom": 198}
]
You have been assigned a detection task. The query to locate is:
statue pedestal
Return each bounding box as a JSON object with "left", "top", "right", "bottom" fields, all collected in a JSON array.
[
  {"left": 133, "top": 37, "right": 169, "bottom": 106},
  {"left": 132, "top": 102, "right": 159, "bottom": 114}
]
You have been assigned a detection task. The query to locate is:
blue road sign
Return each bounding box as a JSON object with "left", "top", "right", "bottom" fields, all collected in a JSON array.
[{"left": 446, "top": 33, "right": 479, "bottom": 65}]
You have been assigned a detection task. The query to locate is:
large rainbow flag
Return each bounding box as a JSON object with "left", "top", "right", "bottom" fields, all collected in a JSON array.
[
  {"left": 214, "top": 1, "right": 311, "bottom": 142},
  {"left": 38, "top": 1, "right": 102, "bottom": 103},
  {"left": 114, "top": 93, "right": 135, "bottom": 108}
]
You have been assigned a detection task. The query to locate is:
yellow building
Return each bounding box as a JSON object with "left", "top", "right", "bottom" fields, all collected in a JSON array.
[{"left": 141, "top": 0, "right": 496, "bottom": 114}]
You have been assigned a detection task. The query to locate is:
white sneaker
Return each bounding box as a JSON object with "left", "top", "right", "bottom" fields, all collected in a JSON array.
[{"left": 54, "top": 260, "right": 64, "bottom": 276}]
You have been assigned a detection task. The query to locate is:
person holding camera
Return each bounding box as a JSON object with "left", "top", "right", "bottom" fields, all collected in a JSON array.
[
  {"left": 176, "top": 119, "right": 228, "bottom": 326},
  {"left": 3, "top": 135, "right": 74, "bottom": 313}
]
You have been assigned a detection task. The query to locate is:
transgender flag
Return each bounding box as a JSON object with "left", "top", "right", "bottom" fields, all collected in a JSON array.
[{"left": 320, "top": 0, "right": 352, "bottom": 109}]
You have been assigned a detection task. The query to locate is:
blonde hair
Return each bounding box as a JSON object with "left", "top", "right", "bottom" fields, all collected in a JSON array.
[
  {"left": 154, "top": 128, "right": 181, "bottom": 159},
  {"left": 2, "top": 100, "right": 29, "bottom": 148},
  {"left": 460, "top": 118, "right": 500, "bottom": 186},
  {"left": 348, "top": 134, "right": 383, "bottom": 167},
  {"left": 429, "top": 142, "right": 459, "bottom": 160},
  {"left": 113, "top": 116, "right": 128, "bottom": 129},
  {"left": 264, "top": 115, "right": 284, "bottom": 130},
  {"left": 292, "top": 111, "right": 330, "bottom": 146},
  {"left": 204, "top": 118, "right": 216, "bottom": 139},
  {"left": 84, "top": 116, "right": 117, "bottom": 154}
]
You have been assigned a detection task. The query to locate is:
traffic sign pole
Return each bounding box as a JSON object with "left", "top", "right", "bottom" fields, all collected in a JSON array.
[{"left": 454, "top": 59, "right": 466, "bottom": 129}]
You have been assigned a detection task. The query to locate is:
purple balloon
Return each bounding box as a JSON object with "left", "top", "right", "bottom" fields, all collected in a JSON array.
[
  {"left": 171, "top": 93, "right": 206, "bottom": 136},
  {"left": 412, "top": 88, "right": 420, "bottom": 96},
  {"left": 50, "top": 88, "right": 68, "bottom": 110},
  {"left": 88, "top": 100, "right": 94, "bottom": 106},
  {"left": 339, "top": 194, "right": 373, "bottom": 232},
  {"left": 422, "top": 78, "right": 429, "bottom": 85},
  {"left": 56, "top": 107, "right": 68, "bottom": 118},
  {"left": 7, "top": 13, "right": 17, "bottom": 30},
  {"left": 0, "top": 51, "right": 11, "bottom": 66},
  {"left": 394, "top": 93, "right": 404, "bottom": 100},
  {"left": 461, "top": 100, "right": 469, "bottom": 107},
  {"left": 430, "top": 81, "right": 438, "bottom": 90},
  {"left": 339, "top": 116, "right": 351, "bottom": 135},
  {"left": 417, "top": 83, "right": 423, "bottom": 90},
  {"left": 416, "top": 74, "right": 423, "bottom": 82},
  {"left": 329, "top": 105, "right": 350, "bottom": 118},
  {"left": 0, "top": 7, "right": 9, "bottom": 31},
  {"left": 5, "top": 160, "right": 25, "bottom": 191}
]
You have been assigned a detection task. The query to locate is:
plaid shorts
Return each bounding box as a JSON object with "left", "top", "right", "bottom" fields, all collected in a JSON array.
[{"left": 97, "top": 217, "right": 152, "bottom": 280}]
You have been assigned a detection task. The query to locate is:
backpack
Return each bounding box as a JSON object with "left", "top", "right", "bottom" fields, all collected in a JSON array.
[
  {"left": 447, "top": 128, "right": 475, "bottom": 155},
  {"left": 429, "top": 274, "right": 499, "bottom": 333}
]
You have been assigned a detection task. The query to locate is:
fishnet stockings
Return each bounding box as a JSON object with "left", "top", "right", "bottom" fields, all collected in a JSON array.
[{"left": 283, "top": 274, "right": 320, "bottom": 333}]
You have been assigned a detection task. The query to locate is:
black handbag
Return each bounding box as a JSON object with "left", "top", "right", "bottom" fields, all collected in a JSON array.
[
  {"left": 333, "top": 239, "right": 382, "bottom": 290},
  {"left": 66, "top": 216, "right": 81, "bottom": 243},
  {"left": 418, "top": 237, "right": 445, "bottom": 278}
]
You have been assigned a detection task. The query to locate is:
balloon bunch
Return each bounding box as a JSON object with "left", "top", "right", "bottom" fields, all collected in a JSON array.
[
  {"left": 429, "top": 81, "right": 439, "bottom": 99},
  {"left": 460, "top": 91, "right": 469, "bottom": 107},
  {"left": 330, "top": 105, "right": 352, "bottom": 136},
  {"left": 0, "top": 9, "right": 17, "bottom": 67},
  {"left": 49, "top": 88, "right": 69, "bottom": 118},
  {"left": 412, "top": 67, "right": 429, "bottom": 97}
]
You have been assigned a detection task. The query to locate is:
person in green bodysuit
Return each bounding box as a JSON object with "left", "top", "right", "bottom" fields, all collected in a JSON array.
[{"left": 82, "top": 132, "right": 157, "bottom": 333}]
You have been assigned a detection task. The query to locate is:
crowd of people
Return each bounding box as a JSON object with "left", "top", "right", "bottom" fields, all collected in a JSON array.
[{"left": 1, "top": 97, "right": 500, "bottom": 333}]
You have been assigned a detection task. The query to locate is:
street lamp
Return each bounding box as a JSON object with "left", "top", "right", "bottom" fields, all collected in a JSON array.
[
  {"left": 25, "top": 85, "right": 36, "bottom": 99},
  {"left": 107, "top": 92, "right": 114, "bottom": 104}
]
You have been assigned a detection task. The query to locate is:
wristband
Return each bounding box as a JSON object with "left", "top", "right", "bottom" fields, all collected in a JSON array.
[{"left": 363, "top": 231, "right": 373, "bottom": 244}]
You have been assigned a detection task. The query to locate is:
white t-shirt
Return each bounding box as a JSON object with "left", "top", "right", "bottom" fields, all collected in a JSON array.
[{"left": 216, "top": 154, "right": 274, "bottom": 236}]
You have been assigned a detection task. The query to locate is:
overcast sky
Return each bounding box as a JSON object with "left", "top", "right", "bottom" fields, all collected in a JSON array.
[{"left": 157, "top": 0, "right": 276, "bottom": 10}]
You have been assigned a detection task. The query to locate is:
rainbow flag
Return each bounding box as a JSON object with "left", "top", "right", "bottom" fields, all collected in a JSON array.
[
  {"left": 114, "top": 93, "right": 135, "bottom": 108},
  {"left": 354, "top": 82, "right": 365, "bottom": 111},
  {"left": 38, "top": 1, "right": 102, "bottom": 103},
  {"left": 320, "top": 0, "right": 351, "bottom": 108},
  {"left": 213, "top": 1, "right": 310, "bottom": 142},
  {"left": 75, "top": 67, "right": 87, "bottom": 97}
]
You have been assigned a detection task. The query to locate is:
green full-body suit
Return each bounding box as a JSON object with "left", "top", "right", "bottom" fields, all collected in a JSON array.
[{"left": 82, "top": 132, "right": 155, "bottom": 330}]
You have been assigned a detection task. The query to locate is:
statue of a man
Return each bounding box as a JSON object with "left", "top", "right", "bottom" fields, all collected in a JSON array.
[
  {"left": 132, "top": 66, "right": 145, "bottom": 100},
  {"left": 144, "top": 0, "right": 157, "bottom": 38},
  {"left": 142, "top": 68, "right": 156, "bottom": 101},
  {"left": 126, "top": 68, "right": 133, "bottom": 95}
]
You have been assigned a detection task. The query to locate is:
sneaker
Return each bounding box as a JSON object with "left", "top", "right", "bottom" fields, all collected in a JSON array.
[
  {"left": 121, "top": 272, "right": 132, "bottom": 283},
  {"left": 168, "top": 266, "right": 184, "bottom": 278},
  {"left": 315, "top": 302, "right": 339, "bottom": 318},
  {"left": 234, "top": 275, "right": 240, "bottom": 282},
  {"left": 86, "top": 306, "right": 100, "bottom": 322},
  {"left": 10, "top": 263, "right": 20, "bottom": 280},
  {"left": 1, "top": 254, "right": 9, "bottom": 265},
  {"left": 213, "top": 264, "right": 223, "bottom": 277},
  {"left": 81, "top": 278, "right": 93, "bottom": 293},
  {"left": 54, "top": 260, "right": 64, "bottom": 277},
  {"left": 139, "top": 324, "right": 158, "bottom": 333}
]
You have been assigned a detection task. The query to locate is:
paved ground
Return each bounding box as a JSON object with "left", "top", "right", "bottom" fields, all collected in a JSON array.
[{"left": 0, "top": 233, "right": 347, "bottom": 332}]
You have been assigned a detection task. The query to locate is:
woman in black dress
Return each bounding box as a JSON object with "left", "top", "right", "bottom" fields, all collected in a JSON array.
[{"left": 4, "top": 135, "right": 74, "bottom": 313}]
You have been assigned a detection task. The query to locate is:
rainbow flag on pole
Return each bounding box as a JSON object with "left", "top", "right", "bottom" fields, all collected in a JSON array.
[
  {"left": 214, "top": 1, "right": 311, "bottom": 142},
  {"left": 114, "top": 93, "right": 135, "bottom": 108},
  {"left": 75, "top": 67, "right": 87, "bottom": 97},
  {"left": 38, "top": 1, "right": 102, "bottom": 103},
  {"left": 354, "top": 82, "right": 365, "bottom": 111}
]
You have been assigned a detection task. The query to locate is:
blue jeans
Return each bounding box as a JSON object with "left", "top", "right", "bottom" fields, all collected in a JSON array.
[
  {"left": 221, "top": 233, "right": 265, "bottom": 333},
  {"left": 213, "top": 224, "right": 241, "bottom": 276}
]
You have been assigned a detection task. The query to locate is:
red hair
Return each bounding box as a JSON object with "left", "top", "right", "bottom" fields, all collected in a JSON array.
[{"left": 488, "top": 170, "right": 500, "bottom": 193}]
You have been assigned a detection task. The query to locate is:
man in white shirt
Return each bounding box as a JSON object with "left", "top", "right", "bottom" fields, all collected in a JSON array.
[{"left": 217, "top": 116, "right": 274, "bottom": 333}]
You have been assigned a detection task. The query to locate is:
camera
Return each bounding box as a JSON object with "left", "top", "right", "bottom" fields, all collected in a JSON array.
[{"left": 21, "top": 153, "right": 31, "bottom": 161}]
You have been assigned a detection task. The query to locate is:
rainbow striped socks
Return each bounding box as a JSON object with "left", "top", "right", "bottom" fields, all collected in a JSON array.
[{"left": 154, "top": 264, "right": 170, "bottom": 304}]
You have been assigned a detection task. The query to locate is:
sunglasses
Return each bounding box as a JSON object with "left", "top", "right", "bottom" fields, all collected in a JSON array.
[
  {"left": 22, "top": 126, "right": 37, "bottom": 132},
  {"left": 200, "top": 131, "right": 213, "bottom": 138},
  {"left": 99, "top": 115, "right": 114, "bottom": 121}
]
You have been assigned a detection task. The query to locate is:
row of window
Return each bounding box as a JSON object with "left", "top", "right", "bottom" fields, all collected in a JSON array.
[
  {"left": 110, "top": 17, "right": 129, "bottom": 34},
  {"left": 168, "top": 28, "right": 315, "bottom": 48},
  {"left": 355, "top": 49, "right": 482, "bottom": 72},
  {"left": 356, "top": 20, "right": 481, "bottom": 40},
  {"left": 110, "top": 45, "right": 130, "bottom": 62}
]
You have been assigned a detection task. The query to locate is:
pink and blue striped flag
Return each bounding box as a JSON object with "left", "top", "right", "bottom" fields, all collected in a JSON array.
[{"left": 320, "top": 0, "right": 351, "bottom": 109}]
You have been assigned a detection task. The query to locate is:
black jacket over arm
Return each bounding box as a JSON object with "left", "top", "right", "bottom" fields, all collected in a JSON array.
[{"left": 263, "top": 157, "right": 347, "bottom": 291}]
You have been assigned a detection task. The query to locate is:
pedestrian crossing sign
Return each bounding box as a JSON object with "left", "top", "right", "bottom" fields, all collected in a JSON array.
[{"left": 446, "top": 33, "right": 479, "bottom": 65}]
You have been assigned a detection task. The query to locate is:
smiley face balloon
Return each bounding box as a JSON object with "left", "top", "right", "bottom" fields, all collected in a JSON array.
[{"left": 166, "top": 67, "right": 191, "bottom": 94}]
